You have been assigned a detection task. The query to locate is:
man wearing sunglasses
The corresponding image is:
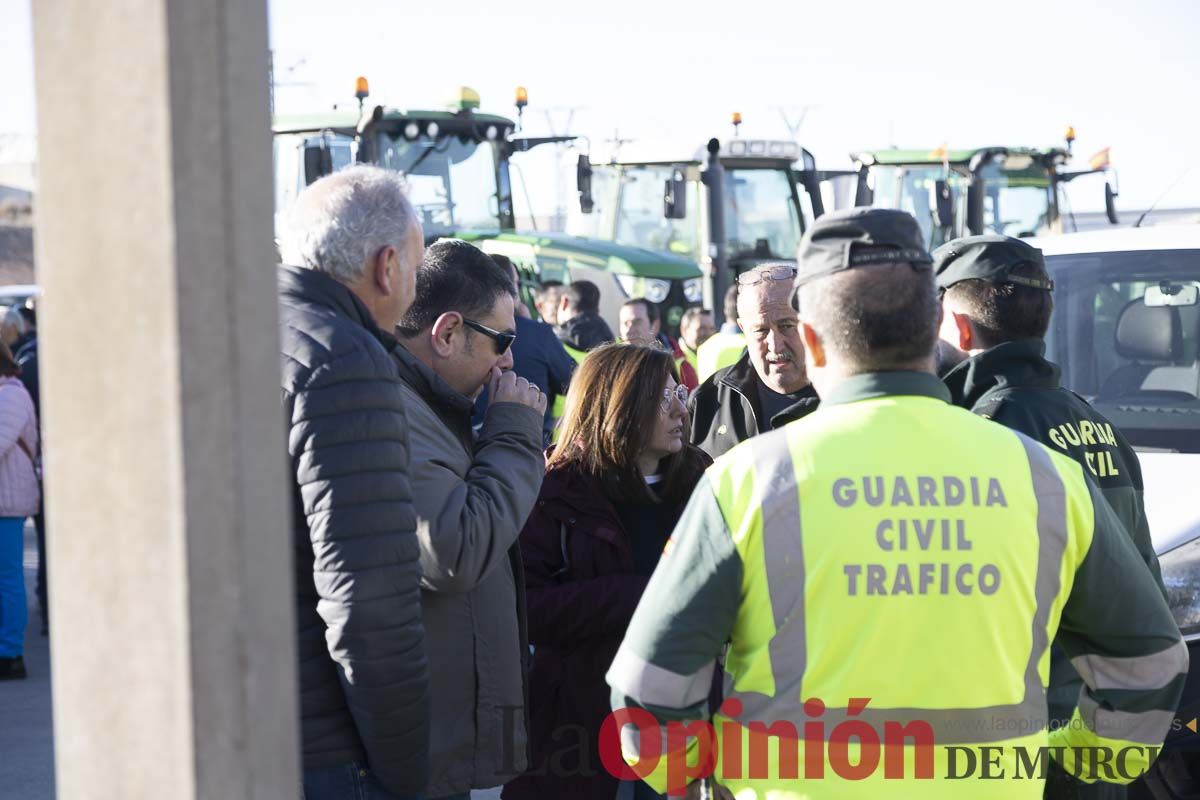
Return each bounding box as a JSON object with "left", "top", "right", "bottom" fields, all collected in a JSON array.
[
  {"left": 471, "top": 255, "right": 577, "bottom": 447},
  {"left": 394, "top": 239, "right": 548, "bottom": 800},
  {"left": 688, "top": 263, "right": 820, "bottom": 458}
]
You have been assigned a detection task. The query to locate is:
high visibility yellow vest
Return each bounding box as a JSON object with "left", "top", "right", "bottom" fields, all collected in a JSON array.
[
  {"left": 696, "top": 331, "right": 745, "bottom": 383},
  {"left": 704, "top": 382, "right": 1086, "bottom": 798},
  {"left": 680, "top": 343, "right": 699, "bottom": 374},
  {"left": 549, "top": 343, "right": 588, "bottom": 442},
  {"left": 614, "top": 373, "right": 1184, "bottom": 799}
]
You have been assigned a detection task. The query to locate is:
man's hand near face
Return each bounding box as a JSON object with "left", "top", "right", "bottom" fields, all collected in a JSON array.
[{"left": 489, "top": 367, "right": 548, "bottom": 415}]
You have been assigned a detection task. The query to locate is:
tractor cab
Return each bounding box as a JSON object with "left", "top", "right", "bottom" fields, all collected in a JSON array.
[
  {"left": 272, "top": 82, "right": 702, "bottom": 335},
  {"left": 573, "top": 138, "right": 814, "bottom": 266},
  {"left": 568, "top": 134, "right": 825, "bottom": 321},
  {"left": 274, "top": 87, "right": 521, "bottom": 242},
  {"left": 852, "top": 136, "right": 1119, "bottom": 250}
]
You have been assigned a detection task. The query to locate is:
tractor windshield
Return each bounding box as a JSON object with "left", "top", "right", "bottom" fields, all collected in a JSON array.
[
  {"left": 376, "top": 131, "right": 501, "bottom": 237},
  {"left": 867, "top": 164, "right": 970, "bottom": 249},
  {"left": 724, "top": 168, "right": 802, "bottom": 261},
  {"left": 613, "top": 165, "right": 701, "bottom": 258},
  {"left": 868, "top": 161, "right": 1056, "bottom": 248},
  {"left": 977, "top": 160, "right": 1055, "bottom": 239}
]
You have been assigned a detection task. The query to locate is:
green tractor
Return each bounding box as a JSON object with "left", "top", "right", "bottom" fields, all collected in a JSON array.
[
  {"left": 850, "top": 133, "right": 1119, "bottom": 249},
  {"left": 272, "top": 82, "right": 701, "bottom": 334},
  {"left": 567, "top": 125, "right": 834, "bottom": 325}
]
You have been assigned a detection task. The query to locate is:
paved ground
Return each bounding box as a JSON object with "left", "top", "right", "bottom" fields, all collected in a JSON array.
[
  {"left": 0, "top": 522, "right": 502, "bottom": 799},
  {"left": 0, "top": 522, "right": 54, "bottom": 799}
]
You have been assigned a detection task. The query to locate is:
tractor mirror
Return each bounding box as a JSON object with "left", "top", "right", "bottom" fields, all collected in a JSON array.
[
  {"left": 663, "top": 171, "right": 687, "bottom": 219},
  {"left": 303, "top": 140, "right": 334, "bottom": 185},
  {"left": 966, "top": 178, "right": 984, "bottom": 235},
  {"left": 934, "top": 180, "right": 953, "bottom": 227},
  {"left": 1105, "top": 181, "right": 1119, "bottom": 225},
  {"left": 854, "top": 169, "right": 873, "bottom": 206},
  {"left": 577, "top": 154, "right": 594, "bottom": 214}
]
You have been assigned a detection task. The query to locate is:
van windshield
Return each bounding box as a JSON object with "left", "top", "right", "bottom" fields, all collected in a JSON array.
[{"left": 1045, "top": 248, "right": 1200, "bottom": 453}]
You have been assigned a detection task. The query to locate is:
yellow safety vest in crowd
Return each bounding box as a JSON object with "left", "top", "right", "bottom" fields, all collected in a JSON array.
[
  {"left": 680, "top": 343, "right": 699, "bottom": 374},
  {"left": 608, "top": 371, "right": 1186, "bottom": 799},
  {"left": 696, "top": 331, "right": 745, "bottom": 383},
  {"left": 549, "top": 342, "right": 589, "bottom": 442}
]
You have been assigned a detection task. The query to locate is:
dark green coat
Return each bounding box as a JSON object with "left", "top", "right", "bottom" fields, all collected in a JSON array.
[{"left": 943, "top": 339, "right": 1165, "bottom": 729}]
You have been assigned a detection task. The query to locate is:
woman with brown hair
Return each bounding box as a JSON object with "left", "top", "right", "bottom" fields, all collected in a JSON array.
[
  {"left": 0, "top": 340, "right": 39, "bottom": 680},
  {"left": 503, "top": 342, "right": 712, "bottom": 800}
]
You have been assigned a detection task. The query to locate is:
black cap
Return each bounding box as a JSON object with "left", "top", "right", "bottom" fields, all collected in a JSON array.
[
  {"left": 795, "top": 207, "right": 932, "bottom": 288},
  {"left": 933, "top": 235, "right": 1052, "bottom": 292}
]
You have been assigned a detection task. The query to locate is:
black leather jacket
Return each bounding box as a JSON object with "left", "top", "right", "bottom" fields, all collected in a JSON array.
[{"left": 687, "top": 352, "right": 819, "bottom": 459}]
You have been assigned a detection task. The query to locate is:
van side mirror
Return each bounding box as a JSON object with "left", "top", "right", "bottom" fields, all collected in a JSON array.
[
  {"left": 663, "top": 170, "right": 687, "bottom": 219},
  {"left": 303, "top": 140, "right": 333, "bottom": 185},
  {"left": 577, "top": 154, "right": 594, "bottom": 214}
]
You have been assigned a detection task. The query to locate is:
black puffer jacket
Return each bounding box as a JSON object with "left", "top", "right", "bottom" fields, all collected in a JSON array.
[
  {"left": 278, "top": 265, "right": 428, "bottom": 794},
  {"left": 555, "top": 312, "right": 614, "bottom": 352}
]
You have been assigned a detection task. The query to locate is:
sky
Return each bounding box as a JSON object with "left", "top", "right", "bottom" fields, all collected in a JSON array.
[{"left": 4, "top": 0, "right": 1200, "bottom": 213}]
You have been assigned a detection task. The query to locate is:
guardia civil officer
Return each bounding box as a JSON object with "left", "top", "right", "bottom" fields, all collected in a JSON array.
[
  {"left": 934, "top": 234, "right": 1166, "bottom": 800},
  {"left": 606, "top": 209, "right": 1187, "bottom": 800}
]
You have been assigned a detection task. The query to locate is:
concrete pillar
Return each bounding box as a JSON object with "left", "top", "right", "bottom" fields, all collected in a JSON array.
[{"left": 31, "top": 1, "right": 298, "bottom": 797}]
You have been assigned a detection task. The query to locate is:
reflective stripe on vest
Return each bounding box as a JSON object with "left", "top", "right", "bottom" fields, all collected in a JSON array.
[{"left": 721, "top": 426, "right": 1070, "bottom": 745}]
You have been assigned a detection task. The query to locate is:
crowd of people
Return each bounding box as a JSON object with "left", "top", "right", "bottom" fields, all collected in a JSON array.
[{"left": 275, "top": 163, "right": 1187, "bottom": 800}]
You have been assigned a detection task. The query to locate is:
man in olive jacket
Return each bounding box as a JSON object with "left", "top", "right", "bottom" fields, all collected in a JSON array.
[
  {"left": 395, "top": 239, "right": 548, "bottom": 799},
  {"left": 279, "top": 166, "right": 428, "bottom": 799},
  {"left": 936, "top": 235, "right": 1164, "bottom": 800}
]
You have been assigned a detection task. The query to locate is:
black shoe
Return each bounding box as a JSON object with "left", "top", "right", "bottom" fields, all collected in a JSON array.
[{"left": 0, "top": 656, "right": 26, "bottom": 680}]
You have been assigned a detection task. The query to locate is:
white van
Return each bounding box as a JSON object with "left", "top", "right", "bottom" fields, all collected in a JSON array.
[{"left": 1032, "top": 225, "right": 1199, "bottom": 796}]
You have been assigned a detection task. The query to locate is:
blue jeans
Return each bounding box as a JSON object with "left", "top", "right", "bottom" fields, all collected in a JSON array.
[
  {"left": 0, "top": 517, "right": 27, "bottom": 658},
  {"left": 302, "top": 762, "right": 421, "bottom": 800}
]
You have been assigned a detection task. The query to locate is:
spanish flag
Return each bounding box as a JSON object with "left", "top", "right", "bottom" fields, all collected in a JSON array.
[{"left": 1089, "top": 147, "right": 1112, "bottom": 171}]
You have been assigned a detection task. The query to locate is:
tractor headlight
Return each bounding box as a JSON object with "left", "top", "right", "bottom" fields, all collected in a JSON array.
[
  {"left": 616, "top": 275, "right": 671, "bottom": 304},
  {"left": 683, "top": 278, "right": 704, "bottom": 303},
  {"left": 1160, "top": 535, "right": 1200, "bottom": 641}
]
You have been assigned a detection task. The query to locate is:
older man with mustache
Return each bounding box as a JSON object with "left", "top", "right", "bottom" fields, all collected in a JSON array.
[{"left": 688, "top": 263, "right": 819, "bottom": 458}]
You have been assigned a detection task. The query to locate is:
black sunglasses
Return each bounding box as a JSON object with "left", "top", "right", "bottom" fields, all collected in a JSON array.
[{"left": 462, "top": 318, "right": 516, "bottom": 355}]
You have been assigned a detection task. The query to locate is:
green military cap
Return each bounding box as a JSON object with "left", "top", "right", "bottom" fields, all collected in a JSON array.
[
  {"left": 795, "top": 207, "right": 932, "bottom": 288},
  {"left": 932, "top": 234, "right": 1053, "bottom": 292}
]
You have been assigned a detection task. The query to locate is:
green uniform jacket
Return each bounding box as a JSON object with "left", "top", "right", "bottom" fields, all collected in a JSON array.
[{"left": 943, "top": 340, "right": 1166, "bottom": 727}]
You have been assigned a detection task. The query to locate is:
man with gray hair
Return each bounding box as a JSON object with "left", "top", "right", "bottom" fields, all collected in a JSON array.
[
  {"left": 278, "top": 165, "right": 428, "bottom": 800},
  {"left": 687, "top": 263, "right": 818, "bottom": 458}
]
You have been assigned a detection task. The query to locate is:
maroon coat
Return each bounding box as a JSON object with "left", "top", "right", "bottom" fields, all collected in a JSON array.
[{"left": 502, "top": 449, "right": 710, "bottom": 800}]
